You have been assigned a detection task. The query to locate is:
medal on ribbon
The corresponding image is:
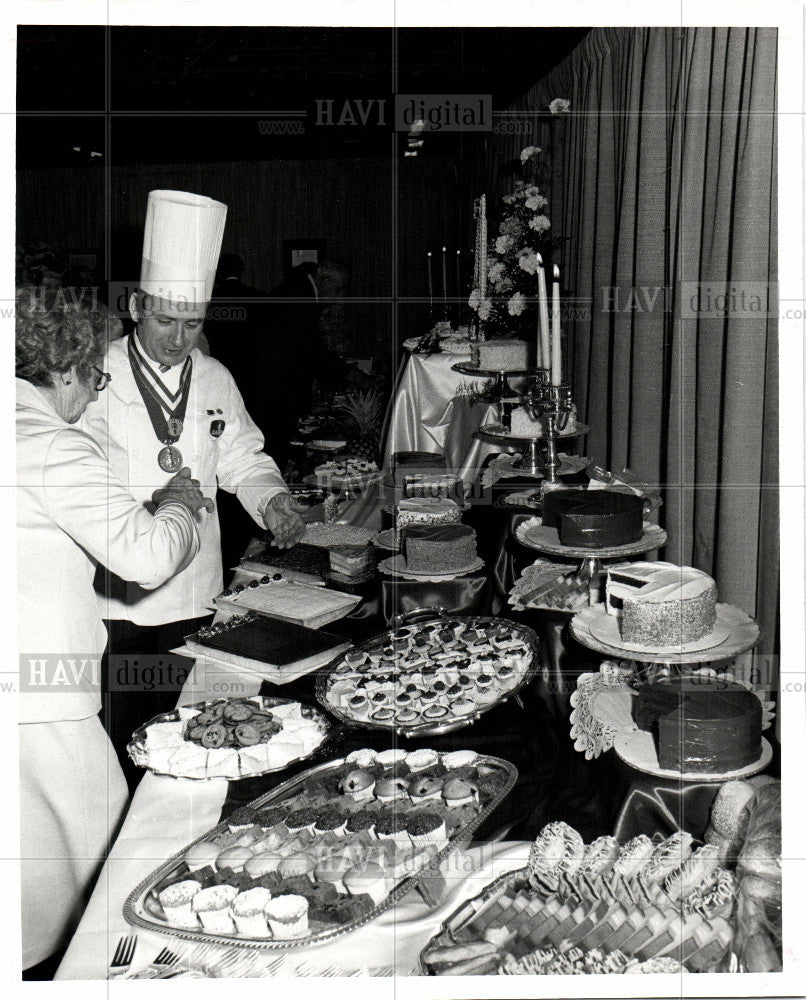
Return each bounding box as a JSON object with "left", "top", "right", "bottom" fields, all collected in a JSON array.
[{"left": 128, "top": 337, "right": 193, "bottom": 473}]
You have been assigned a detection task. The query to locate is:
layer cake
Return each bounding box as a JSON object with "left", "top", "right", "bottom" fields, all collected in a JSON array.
[
  {"left": 403, "top": 523, "right": 478, "bottom": 573},
  {"left": 477, "top": 339, "right": 530, "bottom": 371},
  {"left": 632, "top": 678, "right": 762, "bottom": 772},
  {"left": 541, "top": 488, "right": 644, "bottom": 549},
  {"left": 396, "top": 497, "right": 461, "bottom": 527},
  {"left": 606, "top": 561, "right": 717, "bottom": 646}
]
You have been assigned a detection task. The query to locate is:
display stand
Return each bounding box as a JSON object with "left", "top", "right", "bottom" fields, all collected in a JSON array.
[{"left": 514, "top": 516, "right": 666, "bottom": 604}]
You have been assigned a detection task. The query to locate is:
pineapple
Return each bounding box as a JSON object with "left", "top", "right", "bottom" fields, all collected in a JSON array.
[{"left": 340, "top": 387, "right": 384, "bottom": 463}]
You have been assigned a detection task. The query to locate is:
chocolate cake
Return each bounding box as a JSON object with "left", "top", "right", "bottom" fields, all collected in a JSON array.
[
  {"left": 541, "top": 488, "right": 644, "bottom": 549},
  {"left": 633, "top": 679, "right": 762, "bottom": 772},
  {"left": 606, "top": 562, "right": 717, "bottom": 646},
  {"left": 403, "top": 523, "right": 477, "bottom": 572}
]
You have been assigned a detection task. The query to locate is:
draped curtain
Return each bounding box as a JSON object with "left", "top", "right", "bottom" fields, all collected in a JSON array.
[{"left": 492, "top": 27, "right": 778, "bottom": 677}]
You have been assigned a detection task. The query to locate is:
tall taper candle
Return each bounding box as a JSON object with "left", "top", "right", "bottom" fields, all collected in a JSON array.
[
  {"left": 455, "top": 249, "right": 461, "bottom": 297},
  {"left": 551, "top": 264, "right": 562, "bottom": 385},
  {"left": 535, "top": 309, "right": 544, "bottom": 367},
  {"left": 427, "top": 251, "right": 434, "bottom": 304},
  {"left": 478, "top": 196, "right": 488, "bottom": 300},
  {"left": 536, "top": 254, "right": 551, "bottom": 373},
  {"left": 440, "top": 247, "right": 447, "bottom": 300}
]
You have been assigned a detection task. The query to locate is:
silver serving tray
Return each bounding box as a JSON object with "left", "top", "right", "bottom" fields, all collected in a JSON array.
[
  {"left": 315, "top": 612, "right": 539, "bottom": 738},
  {"left": 122, "top": 751, "right": 518, "bottom": 950},
  {"left": 420, "top": 866, "right": 526, "bottom": 974},
  {"left": 127, "top": 696, "right": 333, "bottom": 781}
]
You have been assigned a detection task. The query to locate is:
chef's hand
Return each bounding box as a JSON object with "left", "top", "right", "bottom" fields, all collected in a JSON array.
[
  {"left": 263, "top": 492, "right": 306, "bottom": 549},
  {"left": 152, "top": 467, "right": 214, "bottom": 516}
]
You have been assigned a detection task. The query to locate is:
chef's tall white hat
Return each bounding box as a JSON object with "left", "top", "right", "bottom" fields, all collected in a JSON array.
[{"left": 139, "top": 190, "right": 227, "bottom": 310}]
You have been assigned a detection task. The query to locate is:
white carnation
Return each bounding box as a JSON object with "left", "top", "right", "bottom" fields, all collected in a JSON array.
[
  {"left": 507, "top": 292, "right": 527, "bottom": 316},
  {"left": 519, "top": 145, "right": 540, "bottom": 163},
  {"left": 525, "top": 193, "right": 548, "bottom": 211},
  {"left": 468, "top": 288, "right": 481, "bottom": 311},
  {"left": 550, "top": 98, "right": 571, "bottom": 114},
  {"left": 478, "top": 297, "right": 493, "bottom": 321},
  {"left": 528, "top": 215, "right": 551, "bottom": 233},
  {"left": 495, "top": 235, "right": 513, "bottom": 254},
  {"left": 488, "top": 261, "right": 506, "bottom": 285},
  {"left": 518, "top": 251, "right": 540, "bottom": 276}
]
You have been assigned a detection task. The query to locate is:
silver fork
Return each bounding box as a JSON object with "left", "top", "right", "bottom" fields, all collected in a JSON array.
[
  {"left": 109, "top": 934, "right": 137, "bottom": 977},
  {"left": 152, "top": 947, "right": 179, "bottom": 968}
]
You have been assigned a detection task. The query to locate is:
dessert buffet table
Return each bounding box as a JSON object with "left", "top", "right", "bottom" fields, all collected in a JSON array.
[{"left": 54, "top": 487, "right": 779, "bottom": 980}]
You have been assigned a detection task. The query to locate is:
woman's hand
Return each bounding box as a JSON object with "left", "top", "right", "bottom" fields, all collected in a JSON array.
[
  {"left": 152, "top": 467, "right": 214, "bottom": 516},
  {"left": 263, "top": 492, "right": 306, "bottom": 549}
]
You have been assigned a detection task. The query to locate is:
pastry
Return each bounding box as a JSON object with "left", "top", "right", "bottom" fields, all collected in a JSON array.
[
  {"left": 528, "top": 822, "right": 586, "bottom": 882},
  {"left": 264, "top": 894, "right": 309, "bottom": 939},
  {"left": 158, "top": 880, "right": 201, "bottom": 927},
  {"left": 191, "top": 884, "right": 239, "bottom": 933},
  {"left": 343, "top": 862, "right": 389, "bottom": 905},
  {"left": 231, "top": 887, "right": 272, "bottom": 937}
]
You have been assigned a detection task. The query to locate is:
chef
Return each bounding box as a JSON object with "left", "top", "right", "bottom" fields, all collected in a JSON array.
[{"left": 82, "top": 190, "right": 305, "bottom": 762}]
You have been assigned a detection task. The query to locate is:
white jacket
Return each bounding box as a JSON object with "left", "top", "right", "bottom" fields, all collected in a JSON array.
[
  {"left": 16, "top": 378, "right": 200, "bottom": 724},
  {"left": 81, "top": 335, "right": 287, "bottom": 625}
]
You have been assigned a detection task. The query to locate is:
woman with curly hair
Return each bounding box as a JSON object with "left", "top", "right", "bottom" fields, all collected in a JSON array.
[{"left": 16, "top": 286, "right": 211, "bottom": 972}]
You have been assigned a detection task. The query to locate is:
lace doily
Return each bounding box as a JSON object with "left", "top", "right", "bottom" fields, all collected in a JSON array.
[
  {"left": 570, "top": 663, "right": 776, "bottom": 761},
  {"left": 569, "top": 661, "right": 636, "bottom": 759}
]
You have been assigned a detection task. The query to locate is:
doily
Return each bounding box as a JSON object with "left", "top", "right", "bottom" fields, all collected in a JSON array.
[
  {"left": 569, "top": 660, "right": 636, "bottom": 759},
  {"left": 570, "top": 663, "right": 776, "bottom": 761}
]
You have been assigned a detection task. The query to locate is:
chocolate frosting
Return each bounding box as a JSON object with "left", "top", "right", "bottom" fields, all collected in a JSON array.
[{"left": 634, "top": 680, "right": 762, "bottom": 771}]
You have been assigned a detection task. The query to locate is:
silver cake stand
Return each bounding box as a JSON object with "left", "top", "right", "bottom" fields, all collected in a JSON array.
[
  {"left": 478, "top": 422, "right": 589, "bottom": 477},
  {"left": 514, "top": 516, "right": 666, "bottom": 605}
]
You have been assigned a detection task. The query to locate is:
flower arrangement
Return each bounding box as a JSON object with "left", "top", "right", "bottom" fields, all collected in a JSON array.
[{"left": 468, "top": 99, "right": 570, "bottom": 339}]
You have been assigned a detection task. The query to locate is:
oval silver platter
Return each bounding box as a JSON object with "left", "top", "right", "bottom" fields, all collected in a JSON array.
[
  {"left": 315, "top": 613, "right": 540, "bottom": 738},
  {"left": 122, "top": 750, "right": 518, "bottom": 950}
]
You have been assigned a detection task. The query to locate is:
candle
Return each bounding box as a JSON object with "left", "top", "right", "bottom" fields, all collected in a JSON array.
[
  {"left": 551, "top": 265, "right": 562, "bottom": 386},
  {"left": 535, "top": 309, "right": 544, "bottom": 367},
  {"left": 478, "top": 195, "right": 488, "bottom": 301},
  {"left": 441, "top": 246, "right": 448, "bottom": 304},
  {"left": 455, "top": 249, "right": 461, "bottom": 296},
  {"left": 536, "top": 255, "right": 551, "bottom": 373},
  {"left": 427, "top": 252, "right": 433, "bottom": 302}
]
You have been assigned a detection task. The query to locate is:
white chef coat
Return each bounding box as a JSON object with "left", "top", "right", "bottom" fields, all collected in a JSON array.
[{"left": 81, "top": 335, "right": 288, "bottom": 625}]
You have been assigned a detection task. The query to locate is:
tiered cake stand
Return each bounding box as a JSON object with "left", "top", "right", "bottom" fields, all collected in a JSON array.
[
  {"left": 478, "top": 422, "right": 589, "bottom": 477},
  {"left": 514, "top": 516, "right": 666, "bottom": 605},
  {"left": 451, "top": 360, "right": 531, "bottom": 399},
  {"left": 569, "top": 604, "right": 765, "bottom": 779}
]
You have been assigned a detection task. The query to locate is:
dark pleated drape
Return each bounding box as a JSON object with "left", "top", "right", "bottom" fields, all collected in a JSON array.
[{"left": 490, "top": 27, "right": 778, "bottom": 684}]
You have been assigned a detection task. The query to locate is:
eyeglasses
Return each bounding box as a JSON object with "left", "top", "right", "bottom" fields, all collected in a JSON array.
[{"left": 93, "top": 366, "right": 111, "bottom": 391}]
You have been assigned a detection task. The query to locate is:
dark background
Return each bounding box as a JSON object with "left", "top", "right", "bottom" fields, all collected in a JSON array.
[{"left": 17, "top": 26, "right": 589, "bottom": 378}]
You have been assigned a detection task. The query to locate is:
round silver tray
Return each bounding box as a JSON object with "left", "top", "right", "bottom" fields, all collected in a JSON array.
[
  {"left": 122, "top": 750, "right": 518, "bottom": 951},
  {"left": 514, "top": 516, "right": 667, "bottom": 560},
  {"left": 479, "top": 421, "right": 589, "bottom": 442},
  {"left": 126, "top": 696, "right": 333, "bottom": 781},
  {"left": 451, "top": 361, "right": 532, "bottom": 378},
  {"left": 315, "top": 612, "right": 539, "bottom": 738}
]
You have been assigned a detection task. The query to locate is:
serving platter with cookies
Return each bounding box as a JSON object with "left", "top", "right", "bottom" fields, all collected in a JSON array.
[
  {"left": 315, "top": 613, "right": 539, "bottom": 737},
  {"left": 123, "top": 747, "right": 517, "bottom": 950},
  {"left": 127, "top": 696, "right": 332, "bottom": 780}
]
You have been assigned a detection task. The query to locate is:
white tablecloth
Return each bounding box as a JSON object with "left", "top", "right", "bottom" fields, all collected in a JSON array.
[
  {"left": 54, "top": 652, "right": 529, "bottom": 980},
  {"left": 383, "top": 352, "right": 523, "bottom": 485}
]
